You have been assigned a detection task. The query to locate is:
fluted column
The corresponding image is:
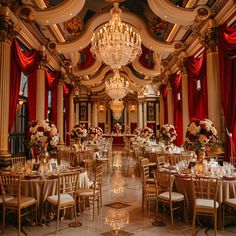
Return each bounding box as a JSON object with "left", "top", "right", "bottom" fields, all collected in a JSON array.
[
  {"left": 36, "top": 47, "right": 47, "bottom": 120},
  {"left": 57, "top": 80, "right": 64, "bottom": 144},
  {"left": 167, "top": 87, "right": 174, "bottom": 125},
  {"left": 160, "top": 94, "right": 164, "bottom": 127},
  {"left": 88, "top": 102, "right": 91, "bottom": 129},
  {"left": 92, "top": 102, "right": 98, "bottom": 127},
  {"left": 138, "top": 101, "right": 143, "bottom": 129},
  {"left": 181, "top": 65, "right": 190, "bottom": 133},
  {"left": 124, "top": 108, "right": 127, "bottom": 133},
  {"left": 0, "top": 14, "right": 16, "bottom": 158},
  {"left": 156, "top": 101, "right": 160, "bottom": 138},
  {"left": 205, "top": 27, "right": 222, "bottom": 137},
  {"left": 143, "top": 101, "right": 147, "bottom": 128},
  {"left": 75, "top": 102, "right": 79, "bottom": 124},
  {"left": 69, "top": 92, "right": 74, "bottom": 132}
]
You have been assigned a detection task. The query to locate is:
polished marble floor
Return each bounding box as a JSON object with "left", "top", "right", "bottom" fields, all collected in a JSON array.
[{"left": 1, "top": 146, "right": 236, "bottom": 235}]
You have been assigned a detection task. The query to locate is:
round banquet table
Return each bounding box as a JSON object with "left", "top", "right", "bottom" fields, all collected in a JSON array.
[
  {"left": 21, "top": 171, "right": 89, "bottom": 222},
  {"left": 174, "top": 176, "right": 236, "bottom": 229}
]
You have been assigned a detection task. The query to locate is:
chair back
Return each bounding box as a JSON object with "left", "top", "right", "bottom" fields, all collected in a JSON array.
[
  {"left": 156, "top": 170, "right": 171, "bottom": 193},
  {"left": 11, "top": 156, "right": 26, "bottom": 166},
  {"left": 191, "top": 177, "right": 218, "bottom": 203},
  {"left": 94, "top": 164, "right": 103, "bottom": 190},
  {"left": 56, "top": 172, "right": 80, "bottom": 203},
  {"left": 156, "top": 155, "right": 166, "bottom": 168},
  {"left": 0, "top": 173, "right": 22, "bottom": 203}
]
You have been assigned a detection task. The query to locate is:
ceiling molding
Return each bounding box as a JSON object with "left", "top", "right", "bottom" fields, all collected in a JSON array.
[
  {"left": 55, "top": 10, "right": 174, "bottom": 54},
  {"left": 147, "top": 0, "right": 211, "bottom": 26},
  {"left": 29, "top": 0, "right": 86, "bottom": 25}
]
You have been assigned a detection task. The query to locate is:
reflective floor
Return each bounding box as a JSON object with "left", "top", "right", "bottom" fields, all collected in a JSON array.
[{"left": 1, "top": 146, "right": 236, "bottom": 235}]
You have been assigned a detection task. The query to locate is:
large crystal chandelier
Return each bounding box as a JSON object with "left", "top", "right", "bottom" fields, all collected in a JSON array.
[
  {"left": 106, "top": 70, "right": 129, "bottom": 100},
  {"left": 91, "top": 2, "right": 142, "bottom": 69},
  {"left": 110, "top": 99, "right": 124, "bottom": 120}
]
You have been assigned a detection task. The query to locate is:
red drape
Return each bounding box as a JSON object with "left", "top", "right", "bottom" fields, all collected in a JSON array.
[
  {"left": 160, "top": 84, "right": 168, "bottom": 124},
  {"left": 171, "top": 73, "right": 183, "bottom": 146},
  {"left": 64, "top": 84, "right": 71, "bottom": 146},
  {"left": 218, "top": 24, "right": 236, "bottom": 161},
  {"left": 130, "top": 122, "right": 137, "bottom": 134},
  {"left": 187, "top": 51, "right": 208, "bottom": 119},
  {"left": 77, "top": 44, "right": 95, "bottom": 70},
  {"left": 9, "top": 38, "right": 38, "bottom": 131},
  {"left": 45, "top": 70, "right": 60, "bottom": 125},
  {"left": 139, "top": 44, "right": 154, "bottom": 69}
]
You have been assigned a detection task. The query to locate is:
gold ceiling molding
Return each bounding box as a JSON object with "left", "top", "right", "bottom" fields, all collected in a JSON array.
[
  {"left": 147, "top": 0, "right": 211, "bottom": 26},
  {"left": 23, "top": 0, "right": 86, "bottom": 25},
  {"left": 55, "top": 10, "right": 174, "bottom": 54}
]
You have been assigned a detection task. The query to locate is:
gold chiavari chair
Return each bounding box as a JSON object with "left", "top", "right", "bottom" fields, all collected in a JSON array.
[
  {"left": 76, "top": 164, "right": 103, "bottom": 221},
  {"left": 191, "top": 176, "right": 219, "bottom": 236},
  {"left": 11, "top": 156, "right": 26, "bottom": 167},
  {"left": 156, "top": 170, "right": 185, "bottom": 229},
  {"left": 0, "top": 173, "right": 38, "bottom": 236},
  {"left": 45, "top": 172, "right": 80, "bottom": 233},
  {"left": 223, "top": 197, "right": 236, "bottom": 228}
]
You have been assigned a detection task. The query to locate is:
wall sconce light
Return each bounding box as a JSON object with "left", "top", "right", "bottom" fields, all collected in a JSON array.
[
  {"left": 130, "top": 105, "right": 135, "bottom": 112},
  {"left": 177, "top": 92, "right": 181, "bottom": 101},
  {"left": 17, "top": 98, "right": 25, "bottom": 110},
  {"left": 197, "top": 80, "right": 201, "bottom": 91},
  {"left": 99, "top": 105, "right": 104, "bottom": 111}
]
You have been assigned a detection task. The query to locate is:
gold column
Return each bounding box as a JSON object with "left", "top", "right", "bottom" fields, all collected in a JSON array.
[
  {"left": 69, "top": 92, "right": 74, "bottom": 132},
  {"left": 143, "top": 101, "right": 147, "bottom": 128},
  {"left": 57, "top": 79, "right": 64, "bottom": 144},
  {"left": 138, "top": 101, "right": 143, "bottom": 129},
  {"left": 36, "top": 47, "right": 47, "bottom": 120},
  {"left": 205, "top": 26, "right": 222, "bottom": 137},
  {"left": 159, "top": 94, "right": 164, "bottom": 127},
  {"left": 88, "top": 102, "right": 92, "bottom": 129},
  {"left": 92, "top": 102, "right": 98, "bottom": 127},
  {"left": 0, "top": 14, "right": 16, "bottom": 158}
]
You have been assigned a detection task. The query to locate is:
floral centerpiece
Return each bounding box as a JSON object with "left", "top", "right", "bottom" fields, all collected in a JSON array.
[
  {"left": 185, "top": 118, "right": 217, "bottom": 161},
  {"left": 70, "top": 123, "right": 87, "bottom": 142},
  {"left": 114, "top": 123, "right": 122, "bottom": 134},
  {"left": 29, "top": 120, "right": 59, "bottom": 150},
  {"left": 88, "top": 127, "right": 103, "bottom": 141},
  {"left": 133, "top": 127, "right": 142, "bottom": 136},
  {"left": 160, "top": 124, "right": 177, "bottom": 145},
  {"left": 141, "top": 127, "right": 154, "bottom": 140}
]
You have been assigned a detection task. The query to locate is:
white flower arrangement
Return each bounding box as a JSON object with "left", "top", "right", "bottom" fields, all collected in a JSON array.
[
  {"left": 160, "top": 124, "right": 177, "bottom": 144},
  {"left": 133, "top": 127, "right": 142, "bottom": 136},
  {"left": 71, "top": 123, "right": 87, "bottom": 141},
  {"left": 141, "top": 127, "right": 154, "bottom": 139},
  {"left": 29, "top": 120, "right": 59, "bottom": 149}
]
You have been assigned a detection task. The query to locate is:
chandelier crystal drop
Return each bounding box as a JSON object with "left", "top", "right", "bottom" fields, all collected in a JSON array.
[
  {"left": 110, "top": 99, "right": 124, "bottom": 120},
  {"left": 106, "top": 70, "right": 129, "bottom": 100},
  {"left": 91, "top": 2, "right": 142, "bottom": 69}
]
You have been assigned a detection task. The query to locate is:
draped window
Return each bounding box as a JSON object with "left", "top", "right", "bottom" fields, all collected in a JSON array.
[
  {"left": 45, "top": 70, "right": 60, "bottom": 125},
  {"left": 9, "top": 38, "right": 38, "bottom": 132},
  {"left": 171, "top": 73, "right": 183, "bottom": 146},
  {"left": 187, "top": 51, "right": 208, "bottom": 119},
  {"left": 160, "top": 84, "right": 168, "bottom": 124},
  {"left": 218, "top": 24, "right": 236, "bottom": 161}
]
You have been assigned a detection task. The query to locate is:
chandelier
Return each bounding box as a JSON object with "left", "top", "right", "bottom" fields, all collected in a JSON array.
[
  {"left": 106, "top": 70, "right": 129, "bottom": 100},
  {"left": 91, "top": 2, "right": 142, "bottom": 69},
  {"left": 110, "top": 99, "right": 124, "bottom": 120},
  {"left": 105, "top": 208, "right": 129, "bottom": 234}
]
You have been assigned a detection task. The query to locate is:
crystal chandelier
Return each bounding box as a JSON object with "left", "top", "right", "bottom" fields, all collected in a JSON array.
[
  {"left": 106, "top": 70, "right": 129, "bottom": 100},
  {"left": 105, "top": 208, "right": 129, "bottom": 234},
  {"left": 91, "top": 2, "right": 142, "bottom": 69},
  {"left": 110, "top": 99, "right": 124, "bottom": 120}
]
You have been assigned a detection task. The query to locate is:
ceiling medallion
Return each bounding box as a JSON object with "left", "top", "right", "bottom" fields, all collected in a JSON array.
[{"left": 91, "top": 2, "right": 142, "bottom": 69}]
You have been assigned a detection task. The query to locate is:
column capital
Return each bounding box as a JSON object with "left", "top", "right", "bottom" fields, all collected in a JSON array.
[
  {"left": 0, "top": 15, "right": 16, "bottom": 42},
  {"left": 205, "top": 26, "right": 218, "bottom": 53},
  {"left": 37, "top": 46, "right": 48, "bottom": 69}
]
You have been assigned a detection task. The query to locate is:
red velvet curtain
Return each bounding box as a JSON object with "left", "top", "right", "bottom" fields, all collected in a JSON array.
[
  {"left": 187, "top": 51, "right": 208, "bottom": 119},
  {"left": 218, "top": 24, "right": 236, "bottom": 161},
  {"left": 77, "top": 44, "right": 95, "bottom": 70},
  {"left": 139, "top": 44, "right": 154, "bottom": 69},
  {"left": 160, "top": 84, "right": 168, "bottom": 124},
  {"left": 45, "top": 70, "right": 59, "bottom": 125},
  {"left": 9, "top": 38, "right": 38, "bottom": 131},
  {"left": 171, "top": 73, "right": 183, "bottom": 146},
  {"left": 64, "top": 84, "right": 71, "bottom": 146}
]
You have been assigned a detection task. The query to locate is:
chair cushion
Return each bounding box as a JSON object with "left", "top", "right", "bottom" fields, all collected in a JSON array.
[
  {"left": 6, "top": 196, "right": 37, "bottom": 208},
  {"left": 158, "top": 191, "right": 184, "bottom": 201},
  {"left": 224, "top": 198, "right": 236, "bottom": 209},
  {"left": 47, "top": 194, "right": 74, "bottom": 205},
  {"left": 0, "top": 195, "right": 14, "bottom": 204},
  {"left": 196, "top": 199, "right": 219, "bottom": 209}
]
